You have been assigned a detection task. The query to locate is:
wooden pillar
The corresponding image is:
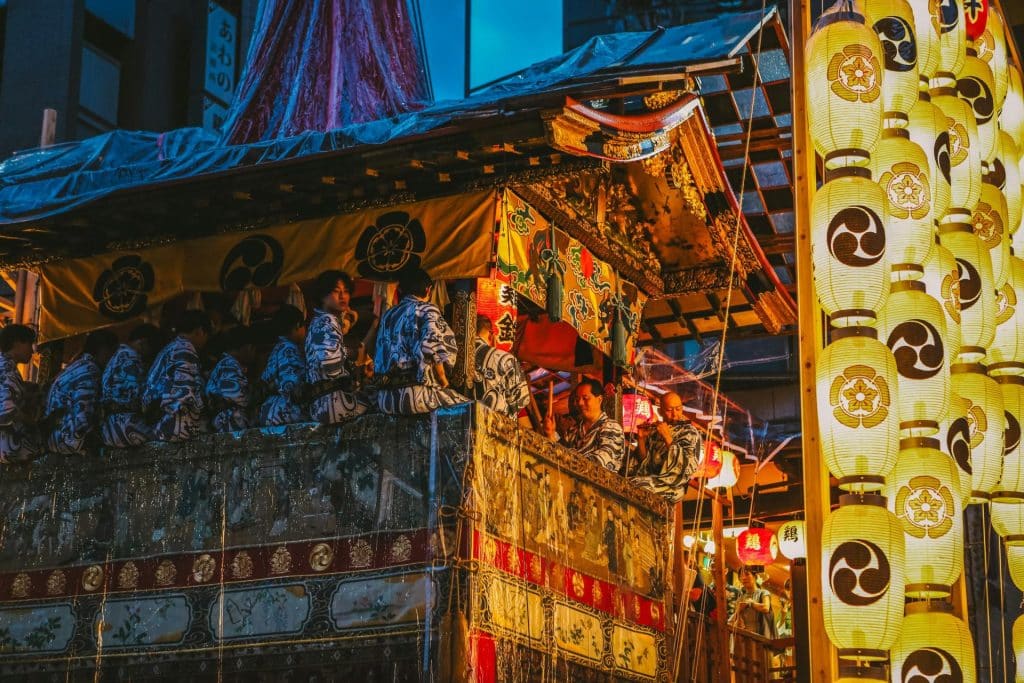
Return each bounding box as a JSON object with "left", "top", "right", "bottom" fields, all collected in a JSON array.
[
  {"left": 790, "top": 0, "right": 836, "bottom": 680},
  {"left": 711, "top": 493, "right": 732, "bottom": 683},
  {"left": 449, "top": 279, "right": 477, "bottom": 393}
]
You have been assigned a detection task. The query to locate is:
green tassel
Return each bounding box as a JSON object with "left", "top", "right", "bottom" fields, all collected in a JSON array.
[
  {"left": 546, "top": 273, "right": 563, "bottom": 323},
  {"left": 612, "top": 313, "right": 627, "bottom": 367}
]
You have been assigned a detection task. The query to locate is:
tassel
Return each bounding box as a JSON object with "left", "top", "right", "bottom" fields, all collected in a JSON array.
[
  {"left": 285, "top": 282, "right": 306, "bottom": 318},
  {"left": 546, "top": 272, "right": 563, "bottom": 323},
  {"left": 187, "top": 291, "right": 204, "bottom": 311},
  {"left": 230, "top": 286, "right": 261, "bottom": 326},
  {"left": 612, "top": 311, "right": 627, "bottom": 367}
]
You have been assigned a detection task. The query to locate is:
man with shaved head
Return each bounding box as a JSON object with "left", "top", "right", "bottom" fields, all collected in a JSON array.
[{"left": 631, "top": 391, "right": 706, "bottom": 500}]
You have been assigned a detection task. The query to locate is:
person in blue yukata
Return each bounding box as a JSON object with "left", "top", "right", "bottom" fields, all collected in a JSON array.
[
  {"left": 143, "top": 310, "right": 211, "bottom": 442},
  {"left": 305, "top": 270, "right": 366, "bottom": 424},
  {"left": 375, "top": 267, "right": 466, "bottom": 415},
  {"left": 206, "top": 325, "right": 256, "bottom": 432},
  {"left": 43, "top": 329, "right": 119, "bottom": 455},
  {"left": 472, "top": 314, "right": 530, "bottom": 418},
  {"left": 630, "top": 391, "right": 711, "bottom": 500},
  {"left": 0, "top": 324, "right": 41, "bottom": 463},
  {"left": 544, "top": 377, "right": 625, "bottom": 472},
  {"left": 259, "top": 304, "right": 307, "bottom": 426},
  {"left": 100, "top": 324, "right": 161, "bottom": 448}
]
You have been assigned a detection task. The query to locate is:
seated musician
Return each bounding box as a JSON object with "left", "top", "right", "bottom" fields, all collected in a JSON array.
[
  {"left": 0, "top": 324, "right": 40, "bottom": 463},
  {"left": 472, "top": 314, "right": 530, "bottom": 418},
  {"left": 305, "top": 270, "right": 366, "bottom": 424},
  {"left": 143, "top": 310, "right": 211, "bottom": 442},
  {"left": 544, "top": 377, "right": 624, "bottom": 472},
  {"left": 101, "top": 324, "right": 161, "bottom": 448},
  {"left": 43, "top": 329, "right": 119, "bottom": 455},
  {"left": 258, "top": 304, "right": 307, "bottom": 426},
  {"left": 205, "top": 326, "right": 256, "bottom": 433},
  {"left": 630, "top": 391, "right": 710, "bottom": 500},
  {"left": 374, "top": 267, "right": 466, "bottom": 415}
]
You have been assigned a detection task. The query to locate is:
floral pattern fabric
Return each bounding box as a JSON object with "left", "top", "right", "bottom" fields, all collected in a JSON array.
[
  {"left": 101, "top": 344, "right": 150, "bottom": 448},
  {"left": 44, "top": 354, "right": 101, "bottom": 455},
  {"left": 259, "top": 337, "right": 306, "bottom": 426},
  {"left": 143, "top": 336, "right": 204, "bottom": 442},
  {"left": 0, "top": 352, "right": 38, "bottom": 462},
  {"left": 205, "top": 353, "right": 250, "bottom": 433}
]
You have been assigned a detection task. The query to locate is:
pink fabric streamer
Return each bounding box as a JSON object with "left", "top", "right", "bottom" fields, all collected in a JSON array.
[{"left": 221, "top": 0, "right": 431, "bottom": 145}]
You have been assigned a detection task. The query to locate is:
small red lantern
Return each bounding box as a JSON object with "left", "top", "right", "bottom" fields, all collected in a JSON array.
[
  {"left": 736, "top": 522, "right": 778, "bottom": 571},
  {"left": 621, "top": 393, "right": 653, "bottom": 433},
  {"left": 476, "top": 275, "right": 517, "bottom": 351},
  {"left": 965, "top": 0, "right": 989, "bottom": 41},
  {"left": 702, "top": 441, "right": 723, "bottom": 479}
]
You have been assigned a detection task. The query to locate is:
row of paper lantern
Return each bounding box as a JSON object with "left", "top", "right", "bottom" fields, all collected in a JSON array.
[{"left": 802, "top": 0, "right": 1024, "bottom": 679}]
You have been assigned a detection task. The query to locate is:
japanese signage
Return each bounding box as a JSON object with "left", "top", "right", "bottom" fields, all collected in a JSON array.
[{"left": 203, "top": 1, "right": 237, "bottom": 131}]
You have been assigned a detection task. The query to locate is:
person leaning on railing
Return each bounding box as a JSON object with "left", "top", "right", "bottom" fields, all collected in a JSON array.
[
  {"left": 544, "top": 377, "right": 625, "bottom": 472},
  {"left": 471, "top": 313, "right": 530, "bottom": 418},
  {"left": 304, "top": 270, "right": 368, "bottom": 424},
  {"left": 42, "top": 329, "right": 119, "bottom": 455},
  {"left": 142, "top": 309, "right": 211, "bottom": 442},
  {"left": 374, "top": 267, "right": 466, "bottom": 415},
  {"left": 258, "top": 304, "right": 307, "bottom": 426},
  {"left": 0, "top": 324, "right": 41, "bottom": 463},
  {"left": 100, "top": 324, "right": 161, "bottom": 448},
  {"left": 630, "top": 390, "right": 713, "bottom": 501}
]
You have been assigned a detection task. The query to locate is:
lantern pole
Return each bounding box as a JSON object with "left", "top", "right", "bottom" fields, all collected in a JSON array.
[
  {"left": 711, "top": 488, "right": 732, "bottom": 683},
  {"left": 791, "top": 0, "right": 837, "bottom": 679}
]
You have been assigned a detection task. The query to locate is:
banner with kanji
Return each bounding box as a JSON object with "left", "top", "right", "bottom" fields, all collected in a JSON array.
[{"left": 496, "top": 189, "right": 646, "bottom": 361}]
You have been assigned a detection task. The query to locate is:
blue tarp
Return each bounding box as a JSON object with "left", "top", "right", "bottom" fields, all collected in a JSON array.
[{"left": 0, "top": 7, "right": 774, "bottom": 225}]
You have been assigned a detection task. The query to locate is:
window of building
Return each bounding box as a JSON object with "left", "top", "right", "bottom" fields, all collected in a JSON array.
[
  {"left": 78, "top": 43, "right": 120, "bottom": 135},
  {"left": 85, "top": 0, "right": 134, "bottom": 38}
]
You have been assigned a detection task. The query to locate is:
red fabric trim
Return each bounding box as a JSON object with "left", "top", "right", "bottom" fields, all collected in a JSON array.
[{"left": 471, "top": 530, "right": 666, "bottom": 632}]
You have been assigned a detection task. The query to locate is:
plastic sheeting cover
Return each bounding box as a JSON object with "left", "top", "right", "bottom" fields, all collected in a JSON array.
[{"left": 0, "top": 7, "right": 774, "bottom": 224}]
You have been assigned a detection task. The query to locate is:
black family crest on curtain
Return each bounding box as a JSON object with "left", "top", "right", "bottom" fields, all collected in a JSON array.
[
  {"left": 355, "top": 211, "right": 426, "bottom": 279},
  {"left": 219, "top": 234, "right": 285, "bottom": 291},
  {"left": 91, "top": 255, "right": 156, "bottom": 320}
]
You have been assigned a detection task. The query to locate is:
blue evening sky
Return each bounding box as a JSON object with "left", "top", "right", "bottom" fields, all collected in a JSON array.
[{"left": 419, "top": 0, "right": 563, "bottom": 102}]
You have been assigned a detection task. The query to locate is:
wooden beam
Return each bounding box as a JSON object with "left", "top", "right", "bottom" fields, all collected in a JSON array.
[
  {"left": 757, "top": 233, "right": 795, "bottom": 255},
  {"left": 791, "top": 0, "right": 836, "bottom": 680},
  {"left": 667, "top": 298, "right": 702, "bottom": 343}
]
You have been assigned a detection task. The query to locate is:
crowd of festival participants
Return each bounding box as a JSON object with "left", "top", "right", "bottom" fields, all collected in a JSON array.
[{"left": 0, "top": 266, "right": 705, "bottom": 499}]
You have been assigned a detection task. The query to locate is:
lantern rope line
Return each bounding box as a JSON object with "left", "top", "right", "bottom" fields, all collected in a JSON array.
[
  {"left": 983, "top": 503, "right": 997, "bottom": 678},
  {"left": 998, "top": 535, "right": 1009, "bottom": 683}
]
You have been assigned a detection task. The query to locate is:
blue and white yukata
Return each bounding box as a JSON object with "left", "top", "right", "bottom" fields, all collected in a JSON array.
[
  {"left": 629, "top": 420, "right": 702, "bottom": 501},
  {"left": 305, "top": 309, "right": 365, "bottom": 424},
  {"left": 473, "top": 338, "right": 530, "bottom": 418},
  {"left": 374, "top": 296, "right": 465, "bottom": 415},
  {"left": 143, "top": 335, "right": 204, "bottom": 442},
  {"left": 0, "top": 352, "right": 39, "bottom": 462},
  {"left": 100, "top": 344, "right": 151, "bottom": 448},
  {"left": 44, "top": 353, "right": 101, "bottom": 455},
  {"left": 205, "top": 353, "right": 250, "bottom": 433},
  {"left": 259, "top": 337, "right": 306, "bottom": 426},
  {"left": 561, "top": 412, "right": 625, "bottom": 473}
]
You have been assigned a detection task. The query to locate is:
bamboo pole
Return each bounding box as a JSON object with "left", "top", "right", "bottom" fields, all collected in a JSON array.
[
  {"left": 789, "top": 1, "right": 836, "bottom": 680},
  {"left": 712, "top": 492, "right": 732, "bottom": 683}
]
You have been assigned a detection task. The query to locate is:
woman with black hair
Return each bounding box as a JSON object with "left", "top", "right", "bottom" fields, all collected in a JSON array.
[
  {"left": 259, "top": 304, "right": 307, "bottom": 426},
  {"left": 305, "top": 270, "right": 366, "bottom": 423},
  {"left": 0, "top": 324, "right": 39, "bottom": 462}
]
